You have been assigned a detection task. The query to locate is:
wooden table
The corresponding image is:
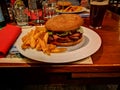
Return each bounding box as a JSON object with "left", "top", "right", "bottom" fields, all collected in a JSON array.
[{"left": 0, "top": 10, "right": 120, "bottom": 85}]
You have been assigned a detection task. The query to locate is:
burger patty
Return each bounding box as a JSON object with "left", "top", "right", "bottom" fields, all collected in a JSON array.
[{"left": 48, "top": 32, "right": 82, "bottom": 44}]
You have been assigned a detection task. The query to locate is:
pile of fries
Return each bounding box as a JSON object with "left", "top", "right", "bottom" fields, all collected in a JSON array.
[
  {"left": 63, "top": 6, "right": 83, "bottom": 12},
  {"left": 56, "top": 5, "right": 83, "bottom": 13},
  {"left": 21, "top": 26, "right": 67, "bottom": 55}
]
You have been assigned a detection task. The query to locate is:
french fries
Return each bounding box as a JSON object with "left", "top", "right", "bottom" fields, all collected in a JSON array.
[
  {"left": 56, "top": 5, "right": 83, "bottom": 13},
  {"left": 21, "top": 26, "right": 67, "bottom": 55},
  {"left": 51, "top": 48, "right": 67, "bottom": 53},
  {"left": 63, "top": 6, "right": 83, "bottom": 12}
]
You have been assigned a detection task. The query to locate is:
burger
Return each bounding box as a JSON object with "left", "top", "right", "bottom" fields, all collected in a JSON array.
[{"left": 45, "top": 14, "right": 84, "bottom": 46}]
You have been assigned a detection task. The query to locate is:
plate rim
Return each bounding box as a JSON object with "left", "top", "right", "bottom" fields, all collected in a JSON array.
[{"left": 16, "top": 26, "right": 102, "bottom": 63}]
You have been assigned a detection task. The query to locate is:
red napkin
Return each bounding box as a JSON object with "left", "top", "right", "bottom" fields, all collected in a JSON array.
[{"left": 0, "top": 24, "right": 21, "bottom": 57}]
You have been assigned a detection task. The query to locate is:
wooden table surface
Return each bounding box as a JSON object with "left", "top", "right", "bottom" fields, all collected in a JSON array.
[{"left": 0, "top": 10, "right": 120, "bottom": 84}]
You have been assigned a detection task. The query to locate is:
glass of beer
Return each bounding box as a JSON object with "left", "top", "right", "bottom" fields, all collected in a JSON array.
[{"left": 89, "top": 0, "right": 109, "bottom": 29}]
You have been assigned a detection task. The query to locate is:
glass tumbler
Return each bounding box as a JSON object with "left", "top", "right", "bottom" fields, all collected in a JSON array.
[{"left": 89, "top": 0, "right": 109, "bottom": 29}]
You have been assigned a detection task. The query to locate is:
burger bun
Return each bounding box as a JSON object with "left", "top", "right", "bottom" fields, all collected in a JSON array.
[{"left": 45, "top": 14, "right": 84, "bottom": 31}]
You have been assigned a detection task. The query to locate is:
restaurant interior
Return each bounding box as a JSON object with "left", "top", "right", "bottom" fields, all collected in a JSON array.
[{"left": 0, "top": 0, "right": 120, "bottom": 90}]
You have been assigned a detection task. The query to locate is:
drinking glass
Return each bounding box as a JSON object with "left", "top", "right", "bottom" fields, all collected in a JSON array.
[
  {"left": 89, "top": 0, "right": 109, "bottom": 29},
  {"left": 43, "top": 0, "right": 57, "bottom": 21},
  {"left": 36, "top": 0, "right": 45, "bottom": 24},
  {"left": 14, "top": 6, "right": 28, "bottom": 26},
  {"left": 28, "top": 0, "right": 44, "bottom": 25}
]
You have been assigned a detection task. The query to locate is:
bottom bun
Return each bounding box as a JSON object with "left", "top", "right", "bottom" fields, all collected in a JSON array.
[{"left": 52, "top": 36, "right": 83, "bottom": 46}]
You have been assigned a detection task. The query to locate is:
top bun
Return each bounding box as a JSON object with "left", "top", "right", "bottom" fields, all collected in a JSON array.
[
  {"left": 57, "top": 1, "right": 72, "bottom": 7},
  {"left": 45, "top": 14, "right": 84, "bottom": 31}
]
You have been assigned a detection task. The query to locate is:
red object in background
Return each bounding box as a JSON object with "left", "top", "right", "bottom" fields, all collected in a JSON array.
[
  {"left": 24, "top": 8, "right": 31, "bottom": 16},
  {"left": 10, "top": 0, "right": 16, "bottom": 5},
  {"left": 28, "top": 9, "right": 43, "bottom": 20},
  {"left": 39, "top": 10, "right": 42, "bottom": 17}
]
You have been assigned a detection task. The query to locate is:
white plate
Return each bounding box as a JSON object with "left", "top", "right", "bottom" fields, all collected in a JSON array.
[
  {"left": 16, "top": 26, "right": 102, "bottom": 63},
  {"left": 56, "top": 7, "right": 87, "bottom": 14}
]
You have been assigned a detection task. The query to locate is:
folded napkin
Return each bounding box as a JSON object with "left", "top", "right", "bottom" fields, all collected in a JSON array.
[{"left": 0, "top": 24, "right": 21, "bottom": 57}]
